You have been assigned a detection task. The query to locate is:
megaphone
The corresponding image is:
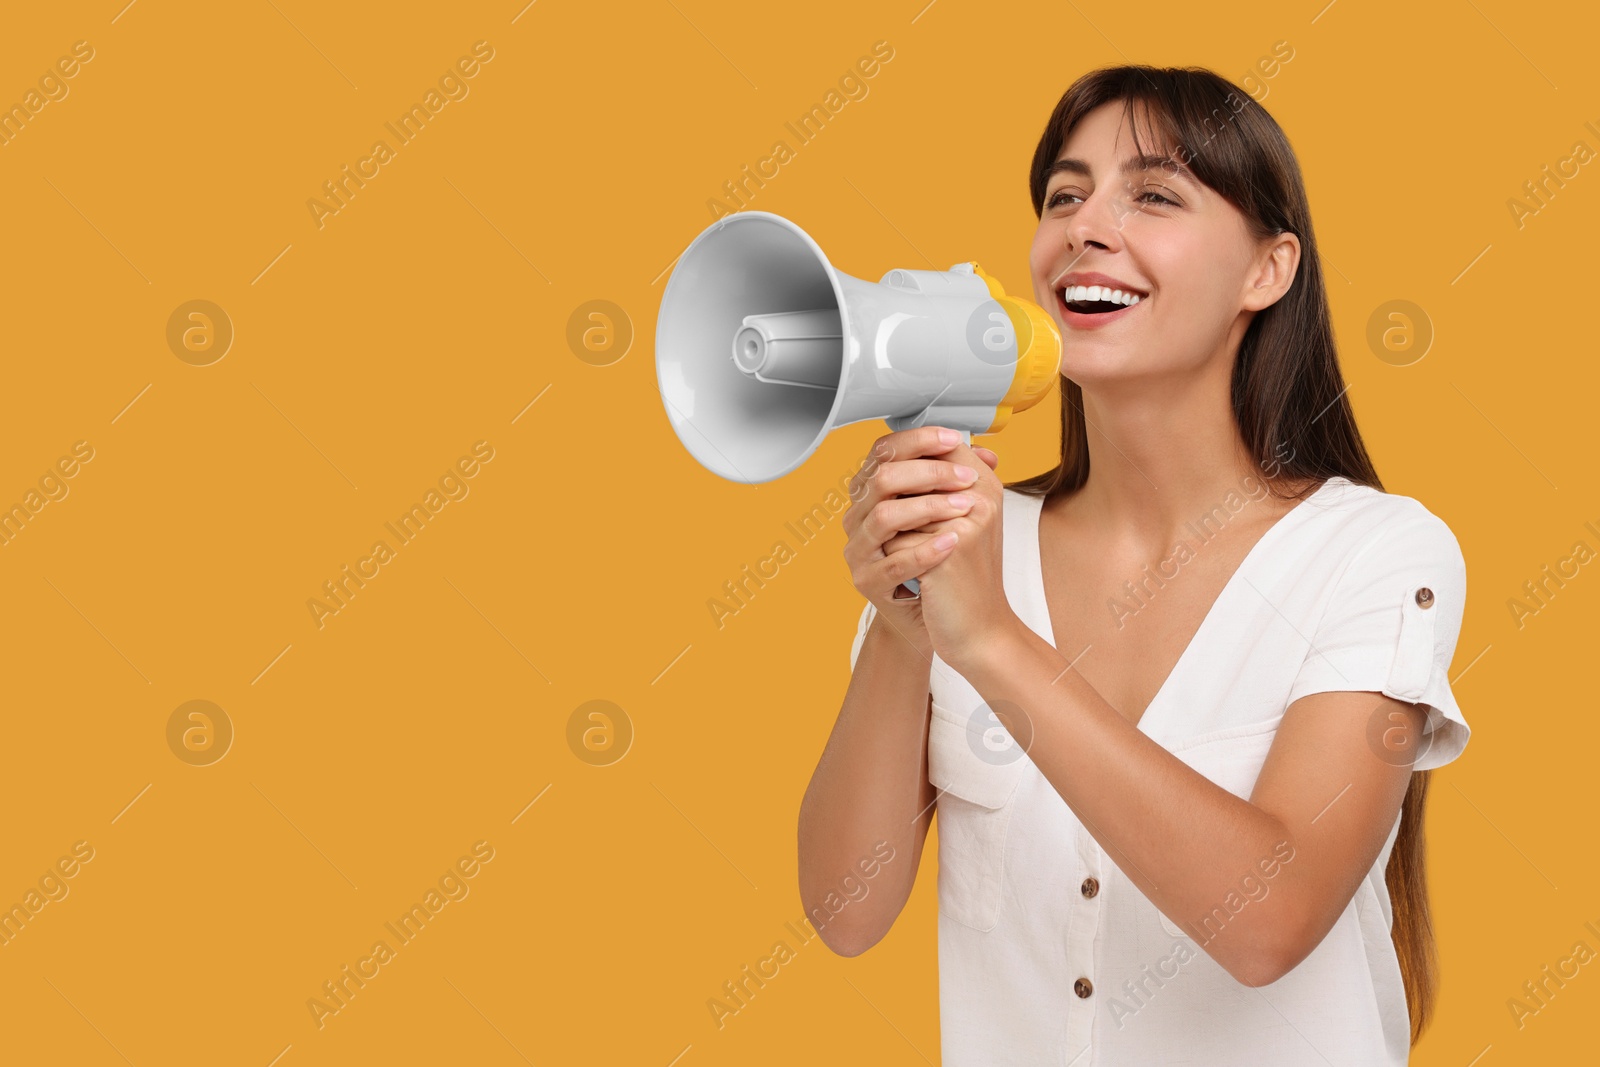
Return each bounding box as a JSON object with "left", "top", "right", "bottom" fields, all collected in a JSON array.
[{"left": 656, "top": 210, "right": 1061, "bottom": 593}]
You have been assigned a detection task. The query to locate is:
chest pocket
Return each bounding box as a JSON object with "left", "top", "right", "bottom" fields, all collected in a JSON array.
[{"left": 926, "top": 700, "right": 1029, "bottom": 932}]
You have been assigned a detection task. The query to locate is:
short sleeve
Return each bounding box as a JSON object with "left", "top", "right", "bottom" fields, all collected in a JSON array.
[
  {"left": 849, "top": 599, "right": 878, "bottom": 672},
  {"left": 1286, "top": 509, "right": 1471, "bottom": 771}
]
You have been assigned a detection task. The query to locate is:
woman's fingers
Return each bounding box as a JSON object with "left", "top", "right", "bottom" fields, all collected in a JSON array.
[
  {"left": 859, "top": 491, "right": 974, "bottom": 549},
  {"left": 871, "top": 456, "right": 980, "bottom": 500},
  {"left": 842, "top": 425, "right": 979, "bottom": 538},
  {"left": 841, "top": 426, "right": 993, "bottom": 605},
  {"left": 858, "top": 528, "right": 960, "bottom": 598},
  {"left": 881, "top": 519, "right": 958, "bottom": 555}
]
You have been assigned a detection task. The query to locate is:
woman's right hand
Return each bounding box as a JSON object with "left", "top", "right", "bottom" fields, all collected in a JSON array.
[{"left": 842, "top": 425, "right": 1000, "bottom": 658}]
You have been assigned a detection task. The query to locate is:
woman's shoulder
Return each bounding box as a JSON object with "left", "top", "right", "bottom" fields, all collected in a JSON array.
[
  {"left": 1309, "top": 475, "right": 1457, "bottom": 528},
  {"left": 1301, "top": 475, "right": 1465, "bottom": 569}
]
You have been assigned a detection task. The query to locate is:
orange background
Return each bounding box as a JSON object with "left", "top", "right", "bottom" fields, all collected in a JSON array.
[{"left": 0, "top": 1, "right": 1595, "bottom": 1064}]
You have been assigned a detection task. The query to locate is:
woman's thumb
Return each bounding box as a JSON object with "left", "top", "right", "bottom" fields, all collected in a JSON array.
[{"left": 974, "top": 446, "right": 999, "bottom": 470}]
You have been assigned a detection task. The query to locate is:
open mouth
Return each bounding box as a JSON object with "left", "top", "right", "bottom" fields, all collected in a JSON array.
[{"left": 1058, "top": 284, "right": 1146, "bottom": 315}]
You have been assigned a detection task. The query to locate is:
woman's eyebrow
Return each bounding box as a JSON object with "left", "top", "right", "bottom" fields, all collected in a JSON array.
[{"left": 1048, "top": 153, "right": 1196, "bottom": 185}]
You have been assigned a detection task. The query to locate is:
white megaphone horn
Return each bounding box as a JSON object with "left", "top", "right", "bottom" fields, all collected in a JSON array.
[{"left": 656, "top": 210, "right": 1061, "bottom": 595}]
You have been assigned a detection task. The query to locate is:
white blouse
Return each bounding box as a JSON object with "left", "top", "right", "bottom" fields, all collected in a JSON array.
[{"left": 848, "top": 475, "right": 1471, "bottom": 1066}]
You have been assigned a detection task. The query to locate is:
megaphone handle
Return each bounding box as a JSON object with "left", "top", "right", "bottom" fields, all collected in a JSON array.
[{"left": 893, "top": 428, "right": 972, "bottom": 599}]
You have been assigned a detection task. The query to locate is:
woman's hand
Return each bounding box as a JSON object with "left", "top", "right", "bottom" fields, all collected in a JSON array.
[
  {"left": 882, "top": 432, "right": 1015, "bottom": 671},
  {"left": 843, "top": 426, "right": 1000, "bottom": 661}
]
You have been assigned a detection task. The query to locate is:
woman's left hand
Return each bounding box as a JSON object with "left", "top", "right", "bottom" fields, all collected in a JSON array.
[{"left": 881, "top": 432, "right": 1020, "bottom": 672}]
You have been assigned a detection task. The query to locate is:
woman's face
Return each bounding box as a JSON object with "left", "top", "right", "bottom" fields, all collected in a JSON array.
[{"left": 1029, "top": 100, "right": 1292, "bottom": 386}]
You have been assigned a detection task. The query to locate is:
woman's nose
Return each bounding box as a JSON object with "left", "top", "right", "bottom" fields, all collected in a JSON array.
[{"left": 1065, "top": 185, "right": 1128, "bottom": 253}]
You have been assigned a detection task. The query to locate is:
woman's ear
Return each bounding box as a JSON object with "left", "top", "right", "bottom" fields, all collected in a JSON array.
[{"left": 1241, "top": 231, "right": 1301, "bottom": 312}]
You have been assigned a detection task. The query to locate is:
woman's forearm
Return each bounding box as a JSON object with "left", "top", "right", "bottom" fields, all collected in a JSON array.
[
  {"left": 953, "top": 619, "right": 1296, "bottom": 984},
  {"left": 798, "top": 613, "right": 937, "bottom": 956}
]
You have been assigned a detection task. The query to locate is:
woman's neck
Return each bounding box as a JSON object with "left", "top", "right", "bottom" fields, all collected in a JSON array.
[{"left": 1062, "top": 368, "right": 1296, "bottom": 552}]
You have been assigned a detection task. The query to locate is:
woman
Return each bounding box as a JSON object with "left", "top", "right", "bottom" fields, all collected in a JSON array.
[{"left": 798, "top": 65, "right": 1471, "bottom": 1066}]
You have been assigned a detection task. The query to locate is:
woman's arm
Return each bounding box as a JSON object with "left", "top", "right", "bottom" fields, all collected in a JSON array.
[
  {"left": 954, "top": 621, "right": 1420, "bottom": 987},
  {"left": 800, "top": 424, "right": 997, "bottom": 956},
  {"left": 798, "top": 611, "right": 938, "bottom": 957}
]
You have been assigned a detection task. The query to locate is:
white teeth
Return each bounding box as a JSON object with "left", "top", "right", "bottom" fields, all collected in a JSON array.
[{"left": 1061, "top": 285, "right": 1143, "bottom": 306}]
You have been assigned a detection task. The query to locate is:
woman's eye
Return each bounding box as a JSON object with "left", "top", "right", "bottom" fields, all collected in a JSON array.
[{"left": 1046, "top": 189, "right": 1175, "bottom": 208}]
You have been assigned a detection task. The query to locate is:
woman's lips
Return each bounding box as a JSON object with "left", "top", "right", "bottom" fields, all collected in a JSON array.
[{"left": 1056, "top": 289, "right": 1145, "bottom": 329}]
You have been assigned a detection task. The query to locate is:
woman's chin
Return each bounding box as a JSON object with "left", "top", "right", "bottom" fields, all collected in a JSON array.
[{"left": 1059, "top": 349, "right": 1139, "bottom": 385}]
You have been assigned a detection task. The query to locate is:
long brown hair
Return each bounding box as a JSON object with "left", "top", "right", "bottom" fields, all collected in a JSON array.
[{"left": 1006, "top": 65, "right": 1439, "bottom": 1044}]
